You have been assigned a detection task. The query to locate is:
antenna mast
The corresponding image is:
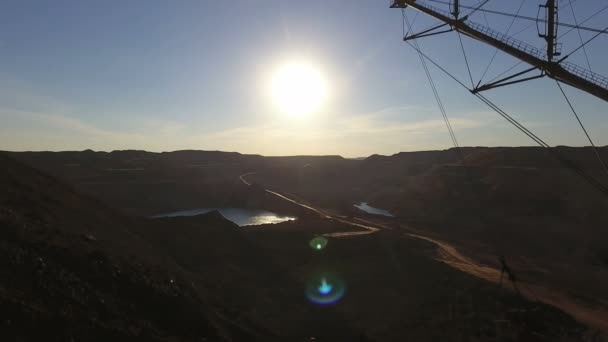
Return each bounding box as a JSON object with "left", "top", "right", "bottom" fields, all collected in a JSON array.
[
  {"left": 391, "top": 0, "right": 608, "bottom": 102},
  {"left": 539, "top": 0, "right": 560, "bottom": 62}
]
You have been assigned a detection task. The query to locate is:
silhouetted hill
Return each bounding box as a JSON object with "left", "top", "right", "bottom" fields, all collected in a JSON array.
[
  {"left": 244, "top": 146, "right": 608, "bottom": 331},
  {"left": 0, "top": 154, "right": 269, "bottom": 341},
  {"left": 0, "top": 150, "right": 598, "bottom": 340},
  {"left": 5, "top": 150, "right": 266, "bottom": 215}
]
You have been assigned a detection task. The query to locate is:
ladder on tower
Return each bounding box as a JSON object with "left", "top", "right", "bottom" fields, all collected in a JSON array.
[{"left": 391, "top": 0, "right": 608, "bottom": 102}]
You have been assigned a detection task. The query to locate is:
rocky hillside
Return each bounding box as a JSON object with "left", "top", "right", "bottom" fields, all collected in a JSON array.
[{"left": 0, "top": 154, "right": 269, "bottom": 341}]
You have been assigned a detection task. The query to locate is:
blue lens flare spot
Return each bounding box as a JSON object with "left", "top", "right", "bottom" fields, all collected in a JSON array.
[
  {"left": 306, "top": 273, "right": 345, "bottom": 306},
  {"left": 318, "top": 278, "right": 333, "bottom": 295}
]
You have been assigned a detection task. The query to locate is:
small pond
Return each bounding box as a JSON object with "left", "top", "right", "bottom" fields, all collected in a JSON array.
[
  {"left": 152, "top": 208, "right": 296, "bottom": 226},
  {"left": 353, "top": 202, "right": 394, "bottom": 217}
]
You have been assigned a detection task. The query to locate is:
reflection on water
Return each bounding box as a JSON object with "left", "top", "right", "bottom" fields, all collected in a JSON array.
[
  {"left": 354, "top": 202, "right": 394, "bottom": 217},
  {"left": 152, "top": 208, "right": 296, "bottom": 226}
]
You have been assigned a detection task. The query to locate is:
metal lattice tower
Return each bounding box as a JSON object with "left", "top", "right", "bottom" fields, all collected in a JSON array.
[{"left": 391, "top": 0, "right": 608, "bottom": 102}]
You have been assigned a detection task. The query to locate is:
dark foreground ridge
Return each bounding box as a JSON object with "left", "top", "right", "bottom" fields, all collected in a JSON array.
[
  {"left": 0, "top": 149, "right": 602, "bottom": 341},
  {"left": 0, "top": 154, "right": 270, "bottom": 341}
]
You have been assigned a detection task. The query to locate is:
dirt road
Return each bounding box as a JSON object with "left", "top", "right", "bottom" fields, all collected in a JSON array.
[
  {"left": 239, "top": 172, "right": 378, "bottom": 237},
  {"left": 238, "top": 172, "right": 608, "bottom": 333}
]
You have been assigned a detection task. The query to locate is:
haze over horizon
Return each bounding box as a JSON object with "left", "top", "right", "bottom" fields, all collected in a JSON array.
[
  {"left": 1, "top": 0, "right": 607, "bottom": 157},
  {"left": 2, "top": 2, "right": 608, "bottom": 339}
]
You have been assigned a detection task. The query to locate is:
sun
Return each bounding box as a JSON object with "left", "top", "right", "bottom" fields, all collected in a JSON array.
[{"left": 270, "top": 62, "right": 328, "bottom": 116}]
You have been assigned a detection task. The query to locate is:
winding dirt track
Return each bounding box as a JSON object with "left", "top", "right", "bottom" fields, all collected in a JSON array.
[
  {"left": 240, "top": 172, "right": 379, "bottom": 237},
  {"left": 239, "top": 172, "right": 256, "bottom": 186},
  {"left": 238, "top": 172, "right": 608, "bottom": 333}
]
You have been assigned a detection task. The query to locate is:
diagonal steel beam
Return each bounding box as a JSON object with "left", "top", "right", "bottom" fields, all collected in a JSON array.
[{"left": 391, "top": 0, "right": 608, "bottom": 102}]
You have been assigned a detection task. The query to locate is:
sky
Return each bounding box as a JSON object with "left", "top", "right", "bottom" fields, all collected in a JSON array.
[{"left": 1, "top": 0, "right": 607, "bottom": 157}]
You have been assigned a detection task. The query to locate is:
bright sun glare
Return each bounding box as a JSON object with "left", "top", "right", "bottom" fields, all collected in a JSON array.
[{"left": 270, "top": 62, "right": 328, "bottom": 116}]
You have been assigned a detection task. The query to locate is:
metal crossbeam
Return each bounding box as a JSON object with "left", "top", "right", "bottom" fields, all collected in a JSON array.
[{"left": 391, "top": 0, "right": 608, "bottom": 102}]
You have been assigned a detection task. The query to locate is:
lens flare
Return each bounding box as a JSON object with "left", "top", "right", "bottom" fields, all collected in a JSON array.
[
  {"left": 306, "top": 273, "right": 345, "bottom": 306},
  {"left": 317, "top": 278, "right": 333, "bottom": 294},
  {"left": 309, "top": 236, "right": 328, "bottom": 251}
]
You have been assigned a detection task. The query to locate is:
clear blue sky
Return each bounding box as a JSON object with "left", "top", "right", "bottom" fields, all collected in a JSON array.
[{"left": 1, "top": 0, "right": 606, "bottom": 157}]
